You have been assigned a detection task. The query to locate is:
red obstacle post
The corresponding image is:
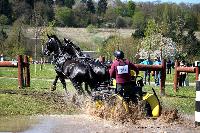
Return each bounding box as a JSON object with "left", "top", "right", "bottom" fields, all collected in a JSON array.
[
  {"left": 135, "top": 59, "right": 166, "bottom": 95},
  {"left": 174, "top": 60, "right": 198, "bottom": 92},
  {"left": 160, "top": 59, "right": 166, "bottom": 95},
  {"left": 17, "top": 55, "right": 24, "bottom": 88},
  {"left": 24, "top": 55, "right": 30, "bottom": 87},
  {"left": 174, "top": 60, "right": 178, "bottom": 92},
  {"left": 196, "top": 67, "right": 199, "bottom": 80},
  {"left": 0, "top": 55, "right": 31, "bottom": 88}
]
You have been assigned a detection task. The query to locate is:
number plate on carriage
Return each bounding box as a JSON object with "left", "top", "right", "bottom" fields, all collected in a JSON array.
[{"left": 117, "top": 65, "right": 128, "bottom": 74}]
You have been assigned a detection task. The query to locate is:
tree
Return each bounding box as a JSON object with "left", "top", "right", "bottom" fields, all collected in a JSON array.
[
  {"left": 104, "top": 7, "right": 118, "bottom": 24},
  {"left": 0, "top": 14, "right": 8, "bottom": 25},
  {"left": 3, "top": 19, "right": 26, "bottom": 58},
  {"left": 141, "top": 19, "right": 162, "bottom": 58},
  {"left": 56, "top": 0, "right": 75, "bottom": 8},
  {"left": 172, "top": 28, "right": 200, "bottom": 62},
  {"left": 114, "top": 2, "right": 127, "bottom": 17},
  {"left": 86, "top": 0, "right": 96, "bottom": 14},
  {"left": 132, "top": 10, "right": 146, "bottom": 38},
  {"left": 73, "top": 2, "right": 91, "bottom": 27},
  {"left": 0, "top": 0, "right": 12, "bottom": 24},
  {"left": 0, "top": 28, "right": 7, "bottom": 54},
  {"left": 55, "top": 7, "right": 73, "bottom": 27},
  {"left": 116, "top": 16, "right": 127, "bottom": 28},
  {"left": 12, "top": 1, "right": 32, "bottom": 24},
  {"left": 100, "top": 35, "right": 140, "bottom": 61},
  {"left": 64, "top": 0, "right": 75, "bottom": 8},
  {"left": 140, "top": 19, "right": 178, "bottom": 59},
  {"left": 81, "top": 0, "right": 87, "bottom": 3},
  {"left": 32, "top": 1, "right": 54, "bottom": 26},
  {"left": 174, "top": 15, "right": 185, "bottom": 45},
  {"left": 127, "top": 1, "right": 136, "bottom": 17},
  {"left": 191, "top": 4, "right": 200, "bottom": 30},
  {"left": 184, "top": 11, "right": 198, "bottom": 31},
  {"left": 97, "top": 0, "right": 107, "bottom": 15},
  {"left": 132, "top": 10, "right": 145, "bottom": 29}
]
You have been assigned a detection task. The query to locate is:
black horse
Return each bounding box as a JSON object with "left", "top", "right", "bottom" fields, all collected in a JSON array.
[
  {"left": 63, "top": 38, "right": 110, "bottom": 86},
  {"left": 43, "top": 34, "right": 68, "bottom": 92},
  {"left": 43, "top": 35, "right": 97, "bottom": 95}
]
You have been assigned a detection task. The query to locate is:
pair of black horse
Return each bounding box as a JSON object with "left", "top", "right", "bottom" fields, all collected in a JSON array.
[{"left": 43, "top": 35, "right": 110, "bottom": 95}]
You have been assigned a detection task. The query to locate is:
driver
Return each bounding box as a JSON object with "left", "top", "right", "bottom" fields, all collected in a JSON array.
[{"left": 109, "top": 50, "right": 139, "bottom": 98}]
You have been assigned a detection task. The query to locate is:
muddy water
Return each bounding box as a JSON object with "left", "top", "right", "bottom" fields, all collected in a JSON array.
[
  {"left": 0, "top": 115, "right": 133, "bottom": 133},
  {"left": 0, "top": 116, "right": 39, "bottom": 132},
  {"left": 0, "top": 115, "right": 200, "bottom": 133}
]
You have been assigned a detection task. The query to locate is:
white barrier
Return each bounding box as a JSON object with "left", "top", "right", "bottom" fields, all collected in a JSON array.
[{"left": 195, "top": 80, "right": 200, "bottom": 126}]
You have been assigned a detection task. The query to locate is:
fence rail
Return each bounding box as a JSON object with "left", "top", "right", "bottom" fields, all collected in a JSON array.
[{"left": 0, "top": 55, "right": 30, "bottom": 88}]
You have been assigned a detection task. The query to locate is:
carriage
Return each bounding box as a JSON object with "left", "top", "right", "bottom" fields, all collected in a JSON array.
[
  {"left": 43, "top": 34, "right": 161, "bottom": 118},
  {"left": 92, "top": 71, "right": 161, "bottom": 117}
]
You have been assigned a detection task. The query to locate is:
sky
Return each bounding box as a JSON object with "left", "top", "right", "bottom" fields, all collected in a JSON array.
[{"left": 123, "top": 0, "right": 200, "bottom": 4}]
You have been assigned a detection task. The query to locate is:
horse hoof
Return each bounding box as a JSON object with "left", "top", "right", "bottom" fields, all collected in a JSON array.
[
  {"left": 51, "top": 85, "right": 56, "bottom": 91},
  {"left": 77, "top": 90, "right": 83, "bottom": 95},
  {"left": 65, "top": 90, "right": 70, "bottom": 96}
]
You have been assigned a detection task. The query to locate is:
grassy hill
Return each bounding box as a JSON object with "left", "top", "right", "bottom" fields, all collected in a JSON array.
[
  {"left": 56, "top": 28, "right": 134, "bottom": 44},
  {"left": 25, "top": 27, "right": 135, "bottom": 50}
]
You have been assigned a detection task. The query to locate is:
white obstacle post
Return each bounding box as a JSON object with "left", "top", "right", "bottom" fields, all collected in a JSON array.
[{"left": 195, "top": 76, "right": 200, "bottom": 127}]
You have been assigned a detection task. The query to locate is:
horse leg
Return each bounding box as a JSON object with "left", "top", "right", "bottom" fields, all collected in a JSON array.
[
  {"left": 59, "top": 76, "right": 69, "bottom": 94},
  {"left": 84, "top": 82, "right": 91, "bottom": 95},
  {"left": 71, "top": 79, "right": 84, "bottom": 95},
  {"left": 85, "top": 83, "right": 94, "bottom": 95},
  {"left": 51, "top": 74, "right": 59, "bottom": 91}
]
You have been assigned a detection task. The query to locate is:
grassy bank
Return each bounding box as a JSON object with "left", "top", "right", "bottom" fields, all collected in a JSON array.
[
  {"left": 0, "top": 64, "right": 78, "bottom": 116},
  {"left": 0, "top": 64, "right": 197, "bottom": 116},
  {"left": 0, "top": 77, "right": 78, "bottom": 116},
  {"left": 143, "top": 85, "right": 195, "bottom": 114}
]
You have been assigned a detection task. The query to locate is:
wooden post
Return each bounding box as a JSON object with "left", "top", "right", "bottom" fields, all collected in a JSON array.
[
  {"left": 196, "top": 67, "right": 199, "bottom": 80},
  {"left": 24, "top": 55, "right": 30, "bottom": 87},
  {"left": 17, "top": 55, "right": 24, "bottom": 88},
  {"left": 173, "top": 60, "right": 178, "bottom": 92},
  {"left": 160, "top": 59, "right": 166, "bottom": 95}
]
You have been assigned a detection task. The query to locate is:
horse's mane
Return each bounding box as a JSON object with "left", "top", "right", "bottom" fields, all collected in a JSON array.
[
  {"left": 64, "top": 38, "right": 83, "bottom": 56},
  {"left": 50, "top": 35, "right": 62, "bottom": 46}
]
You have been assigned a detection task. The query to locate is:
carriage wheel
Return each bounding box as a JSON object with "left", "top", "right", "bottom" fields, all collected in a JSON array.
[
  {"left": 106, "top": 94, "right": 129, "bottom": 119},
  {"left": 95, "top": 100, "right": 104, "bottom": 109}
]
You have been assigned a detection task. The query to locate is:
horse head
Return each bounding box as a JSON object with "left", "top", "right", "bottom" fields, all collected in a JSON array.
[
  {"left": 43, "top": 34, "right": 61, "bottom": 56},
  {"left": 63, "top": 38, "right": 84, "bottom": 58}
]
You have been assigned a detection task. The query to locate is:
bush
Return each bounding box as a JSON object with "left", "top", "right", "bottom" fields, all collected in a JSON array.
[
  {"left": 0, "top": 15, "right": 8, "bottom": 25},
  {"left": 55, "top": 7, "right": 73, "bottom": 27},
  {"left": 116, "top": 16, "right": 127, "bottom": 28},
  {"left": 86, "top": 24, "right": 97, "bottom": 33}
]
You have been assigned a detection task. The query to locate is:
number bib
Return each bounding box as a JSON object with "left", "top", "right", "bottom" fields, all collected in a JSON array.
[{"left": 117, "top": 65, "right": 128, "bottom": 74}]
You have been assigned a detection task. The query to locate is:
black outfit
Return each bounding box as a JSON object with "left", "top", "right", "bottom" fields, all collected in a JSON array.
[
  {"left": 116, "top": 82, "right": 142, "bottom": 102},
  {"left": 167, "top": 60, "right": 172, "bottom": 74}
]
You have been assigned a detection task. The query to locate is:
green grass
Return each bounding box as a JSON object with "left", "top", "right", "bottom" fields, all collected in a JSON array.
[
  {"left": 0, "top": 64, "right": 78, "bottom": 116},
  {"left": 30, "top": 64, "right": 56, "bottom": 79},
  {"left": 0, "top": 93, "right": 52, "bottom": 115},
  {"left": 0, "top": 76, "right": 77, "bottom": 116},
  {"left": 143, "top": 85, "right": 195, "bottom": 114},
  {"left": 0, "top": 64, "right": 56, "bottom": 79},
  {"left": 0, "top": 67, "right": 18, "bottom": 78}
]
